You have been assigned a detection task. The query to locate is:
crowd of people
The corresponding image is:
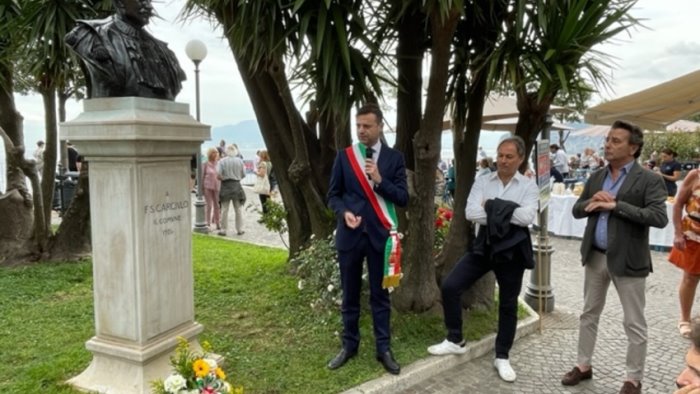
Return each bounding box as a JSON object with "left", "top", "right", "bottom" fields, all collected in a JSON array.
[
  {"left": 322, "top": 111, "right": 700, "bottom": 394},
  {"left": 192, "top": 139, "right": 278, "bottom": 235}
]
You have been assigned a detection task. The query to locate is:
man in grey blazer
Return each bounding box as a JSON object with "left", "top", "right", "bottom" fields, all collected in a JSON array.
[{"left": 561, "top": 120, "right": 668, "bottom": 394}]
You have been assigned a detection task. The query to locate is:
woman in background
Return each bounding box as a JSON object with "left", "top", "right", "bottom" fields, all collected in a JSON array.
[
  {"left": 256, "top": 150, "right": 273, "bottom": 214},
  {"left": 476, "top": 158, "right": 492, "bottom": 178},
  {"left": 669, "top": 169, "right": 700, "bottom": 338},
  {"left": 657, "top": 148, "right": 682, "bottom": 196},
  {"left": 202, "top": 147, "right": 221, "bottom": 230}
]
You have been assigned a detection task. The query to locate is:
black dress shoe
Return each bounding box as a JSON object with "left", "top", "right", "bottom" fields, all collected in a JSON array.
[
  {"left": 376, "top": 350, "right": 400, "bottom": 375},
  {"left": 327, "top": 348, "right": 357, "bottom": 370}
]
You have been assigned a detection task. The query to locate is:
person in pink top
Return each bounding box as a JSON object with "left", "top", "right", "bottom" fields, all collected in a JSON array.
[{"left": 202, "top": 147, "right": 221, "bottom": 229}]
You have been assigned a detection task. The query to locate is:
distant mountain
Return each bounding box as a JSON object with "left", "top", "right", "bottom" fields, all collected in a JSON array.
[{"left": 205, "top": 120, "right": 264, "bottom": 151}]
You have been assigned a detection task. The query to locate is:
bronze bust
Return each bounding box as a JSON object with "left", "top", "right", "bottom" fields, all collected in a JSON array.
[{"left": 65, "top": 0, "right": 186, "bottom": 100}]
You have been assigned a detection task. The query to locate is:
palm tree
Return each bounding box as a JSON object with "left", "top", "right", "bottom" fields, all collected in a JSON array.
[
  {"left": 183, "top": 0, "right": 385, "bottom": 253},
  {"left": 0, "top": 0, "right": 109, "bottom": 263},
  {"left": 491, "top": 0, "right": 639, "bottom": 161}
]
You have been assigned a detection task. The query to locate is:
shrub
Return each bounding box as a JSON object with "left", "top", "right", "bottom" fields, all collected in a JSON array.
[
  {"left": 247, "top": 198, "right": 288, "bottom": 249},
  {"left": 433, "top": 206, "right": 453, "bottom": 256}
]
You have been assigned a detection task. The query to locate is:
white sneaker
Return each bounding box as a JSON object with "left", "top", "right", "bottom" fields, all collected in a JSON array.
[
  {"left": 493, "top": 358, "right": 517, "bottom": 382},
  {"left": 427, "top": 339, "right": 467, "bottom": 355}
]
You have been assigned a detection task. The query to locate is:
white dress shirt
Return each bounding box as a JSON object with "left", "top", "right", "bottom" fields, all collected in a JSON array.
[{"left": 465, "top": 171, "right": 539, "bottom": 227}]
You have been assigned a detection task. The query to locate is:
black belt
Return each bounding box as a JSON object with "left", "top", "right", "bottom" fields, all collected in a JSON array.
[
  {"left": 592, "top": 245, "right": 606, "bottom": 254},
  {"left": 222, "top": 179, "right": 240, "bottom": 182}
]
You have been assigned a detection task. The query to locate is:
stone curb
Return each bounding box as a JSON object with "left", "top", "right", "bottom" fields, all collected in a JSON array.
[{"left": 341, "top": 298, "right": 541, "bottom": 394}]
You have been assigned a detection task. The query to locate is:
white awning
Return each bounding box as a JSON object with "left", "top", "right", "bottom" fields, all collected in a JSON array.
[{"left": 585, "top": 69, "right": 700, "bottom": 130}]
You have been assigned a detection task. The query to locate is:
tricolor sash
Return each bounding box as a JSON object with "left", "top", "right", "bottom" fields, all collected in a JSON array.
[{"left": 345, "top": 144, "right": 403, "bottom": 290}]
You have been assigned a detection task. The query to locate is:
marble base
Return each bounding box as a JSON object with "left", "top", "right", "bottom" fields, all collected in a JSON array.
[
  {"left": 61, "top": 97, "right": 210, "bottom": 393},
  {"left": 67, "top": 323, "right": 203, "bottom": 394}
]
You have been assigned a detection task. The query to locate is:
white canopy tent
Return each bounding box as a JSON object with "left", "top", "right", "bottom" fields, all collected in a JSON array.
[
  {"left": 570, "top": 119, "right": 700, "bottom": 138},
  {"left": 666, "top": 119, "right": 700, "bottom": 132},
  {"left": 585, "top": 69, "right": 700, "bottom": 130},
  {"left": 570, "top": 124, "right": 610, "bottom": 137},
  {"left": 481, "top": 117, "right": 573, "bottom": 132},
  {"left": 441, "top": 95, "right": 572, "bottom": 131}
]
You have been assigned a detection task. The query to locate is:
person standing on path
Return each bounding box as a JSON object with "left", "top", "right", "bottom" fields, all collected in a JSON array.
[
  {"left": 427, "top": 136, "right": 538, "bottom": 383},
  {"left": 326, "top": 103, "right": 408, "bottom": 375},
  {"left": 201, "top": 147, "right": 221, "bottom": 230},
  {"left": 217, "top": 145, "right": 246, "bottom": 236},
  {"left": 255, "top": 150, "right": 273, "bottom": 214},
  {"left": 550, "top": 144, "right": 570, "bottom": 179},
  {"left": 668, "top": 169, "right": 700, "bottom": 338},
  {"left": 656, "top": 147, "right": 682, "bottom": 197},
  {"left": 561, "top": 120, "right": 668, "bottom": 394}
]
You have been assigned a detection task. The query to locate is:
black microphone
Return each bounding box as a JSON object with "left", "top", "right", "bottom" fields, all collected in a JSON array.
[{"left": 366, "top": 147, "right": 374, "bottom": 180}]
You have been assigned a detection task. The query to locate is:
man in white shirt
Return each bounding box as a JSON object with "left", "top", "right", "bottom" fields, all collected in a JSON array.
[
  {"left": 550, "top": 144, "right": 570, "bottom": 178},
  {"left": 427, "top": 136, "right": 539, "bottom": 383}
]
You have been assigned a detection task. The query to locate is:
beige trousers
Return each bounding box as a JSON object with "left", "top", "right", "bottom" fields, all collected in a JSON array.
[
  {"left": 220, "top": 198, "right": 243, "bottom": 234},
  {"left": 577, "top": 249, "right": 647, "bottom": 382}
]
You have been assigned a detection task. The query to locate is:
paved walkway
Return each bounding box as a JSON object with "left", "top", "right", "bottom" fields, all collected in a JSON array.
[
  {"left": 200, "top": 187, "right": 289, "bottom": 249},
  {"left": 402, "top": 236, "right": 688, "bottom": 394},
  {"left": 214, "top": 192, "right": 689, "bottom": 393},
  {"left": 199, "top": 191, "right": 689, "bottom": 393},
  {"left": 53, "top": 185, "right": 690, "bottom": 392}
]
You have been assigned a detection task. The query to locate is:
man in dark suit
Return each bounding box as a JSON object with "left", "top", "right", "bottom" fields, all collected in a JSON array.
[
  {"left": 561, "top": 120, "right": 668, "bottom": 394},
  {"left": 326, "top": 104, "right": 408, "bottom": 375}
]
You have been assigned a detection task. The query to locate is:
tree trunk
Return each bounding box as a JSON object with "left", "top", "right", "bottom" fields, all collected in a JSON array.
[
  {"left": 514, "top": 91, "right": 555, "bottom": 170},
  {"left": 39, "top": 87, "right": 58, "bottom": 237},
  {"left": 58, "top": 92, "right": 69, "bottom": 169},
  {"left": 0, "top": 62, "right": 35, "bottom": 264},
  {"left": 231, "top": 50, "right": 334, "bottom": 253},
  {"left": 394, "top": 9, "right": 460, "bottom": 313},
  {"left": 441, "top": 76, "right": 495, "bottom": 309},
  {"left": 394, "top": 6, "right": 426, "bottom": 171},
  {"left": 434, "top": 0, "right": 510, "bottom": 309},
  {"left": 49, "top": 162, "right": 91, "bottom": 260},
  {"left": 0, "top": 126, "right": 50, "bottom": 263}
]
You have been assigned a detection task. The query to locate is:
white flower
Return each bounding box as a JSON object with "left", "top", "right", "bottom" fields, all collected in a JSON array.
[
  {"left": 204, "top": 357, "right": 218, "bottom": 371},
  {"left": 327, "top": 284, "right": 334, "bottom": 292},
  {"left": 297, "top": 280, "right": 304, "bottom": 290},
  {"left": 163, "top": 373, "right": 187, "bottom": 393}
]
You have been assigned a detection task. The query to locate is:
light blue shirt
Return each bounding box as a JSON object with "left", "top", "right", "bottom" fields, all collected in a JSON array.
[{"left": 593, "top": 160, "right": 635, "bottom": 250}]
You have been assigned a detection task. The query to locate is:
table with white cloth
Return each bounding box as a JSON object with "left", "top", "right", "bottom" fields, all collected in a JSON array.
[{"left": 541, "top": 194, "right": 674, "bottom": 248}]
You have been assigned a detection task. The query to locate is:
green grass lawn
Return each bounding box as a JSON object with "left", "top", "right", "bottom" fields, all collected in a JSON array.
[{"left": 0, "top": 234, "right": 508, "bottom": 394}]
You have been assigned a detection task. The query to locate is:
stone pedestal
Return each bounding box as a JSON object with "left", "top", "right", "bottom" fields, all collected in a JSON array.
[{"left": 61, "top": 97, "right": 210, "bottom": 393}]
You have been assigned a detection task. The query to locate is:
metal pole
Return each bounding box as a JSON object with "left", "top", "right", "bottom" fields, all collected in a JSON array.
[
  {"left": 524, "top": 114, "right": 555, "bottom": 313},
  {"left": 192, "top": 61, "right": 209, "bottom": 233}
]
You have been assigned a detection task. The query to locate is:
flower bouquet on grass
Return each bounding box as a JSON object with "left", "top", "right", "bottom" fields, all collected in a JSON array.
[
  {"left": 433, "top": 206, "right": 453, "bottom": 255},
  {"left": 151, "top": 337, "right": 242, "bottom": 394}
]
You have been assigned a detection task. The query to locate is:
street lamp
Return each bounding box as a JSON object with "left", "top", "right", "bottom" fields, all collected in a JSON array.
[{"left": 186, "top": 39, "right": 209, "bottom": 234}]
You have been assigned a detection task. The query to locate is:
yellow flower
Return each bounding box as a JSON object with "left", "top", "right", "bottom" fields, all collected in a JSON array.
[
  {"left": 215, "top": 367, "right": 226, "bottom": 380},
  {"left": 193, "top": 359, "right": 210, "bottom": 378}
]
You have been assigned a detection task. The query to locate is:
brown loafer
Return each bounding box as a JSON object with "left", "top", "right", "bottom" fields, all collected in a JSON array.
[{"left": 561, "top": 366, "right": 592, "bottom": 386}]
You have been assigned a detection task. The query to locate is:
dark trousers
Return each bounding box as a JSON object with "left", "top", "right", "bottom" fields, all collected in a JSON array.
[
  {"left": 441, "top": 252, "right": 525, "bottom": 359},
  {"left": 338, "top": 233, "right": 391, "bottom": 354},
  {"left": 259, "top": 194, "right": 270, "bottom": 213}
]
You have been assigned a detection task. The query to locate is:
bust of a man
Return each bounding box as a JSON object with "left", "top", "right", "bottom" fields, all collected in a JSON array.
[{"left": 65, "top": 0, "right": 186, "bottom": 100}]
